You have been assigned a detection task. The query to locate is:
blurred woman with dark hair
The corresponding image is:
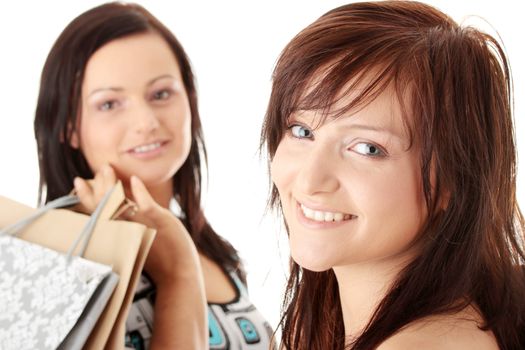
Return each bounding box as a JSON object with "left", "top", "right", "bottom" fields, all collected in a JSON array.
[
  {"left": 34, "top": 2, "right": 272, "bottom": 349},
  {"left": 262, "top": 1, "right": 525, "bottom": 349}
]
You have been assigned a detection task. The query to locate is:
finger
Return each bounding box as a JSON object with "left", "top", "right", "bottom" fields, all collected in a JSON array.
[
  {"left": 130, "top": 176, "right": 183, "bottom": 231},
  {"left": 74, "top": 177, "right": 96, "bottom": 212},
  {"left": 92, "top": 167, "right": 107, "bottom": 200},
  {"left": 101, "top": 164, "right": 117, "bottom": 190},
  {"left": 116, "top": 200, "right": 139, "bottom": 221},
  {"left": 130, "top": 175, "right": 157, "bottom": 215},
  {"left": 91, "top": 164, "right": 115, "bottom": 200}
]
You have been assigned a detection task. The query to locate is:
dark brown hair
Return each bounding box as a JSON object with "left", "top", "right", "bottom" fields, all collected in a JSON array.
[
  {"left": 34, "top": 2, "right": 243, "bottom": 280},
  {"left": 261, "top": 1, "right": 525, "bottom": 349}
]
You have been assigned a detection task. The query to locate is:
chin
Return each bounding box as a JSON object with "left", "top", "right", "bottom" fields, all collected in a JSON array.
[
  {"left": 290, "top": 249, "right": 334, "bottom": 272},
  {"left": 288, "top": 230, "right": 339, "bottom": 272}
]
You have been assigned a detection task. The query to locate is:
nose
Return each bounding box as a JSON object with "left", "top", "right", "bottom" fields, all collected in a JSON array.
[
  {"left": 131, "top": 100, "right": 160, "bottom": 134},
  {"left": 294, "top": 142, "right": 340, "bottom": 195}
]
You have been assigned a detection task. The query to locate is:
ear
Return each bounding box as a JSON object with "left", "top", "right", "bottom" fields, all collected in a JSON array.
[
  {"left": 438, "top": 188, "right": 451, "bottom": 211},
  {"left": 430, "top": 157, "right": 450, "bottom": 212},
  {"left": 68, "top": 122, "right": 80, "bottom": 149}
]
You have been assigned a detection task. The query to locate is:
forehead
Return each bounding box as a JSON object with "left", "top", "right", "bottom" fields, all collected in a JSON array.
[
  {"left": 82, "top": 32, "right": 182, "bottom": 90},
  {"left": 296, "top": 71, "right": 411, "bottom": 138}
]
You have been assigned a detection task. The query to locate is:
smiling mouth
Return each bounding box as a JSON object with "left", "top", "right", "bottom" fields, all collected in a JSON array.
[
  {"left": 128, "top": 141, "right": 165, "bottom": 154},
  {"left": 299, "top": 203, "right": 356, "bottom": 223}
]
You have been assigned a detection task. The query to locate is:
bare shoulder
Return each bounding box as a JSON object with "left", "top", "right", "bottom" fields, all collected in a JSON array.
[{"left": 377, "top": 306, "right": 499, "bottom": 350}]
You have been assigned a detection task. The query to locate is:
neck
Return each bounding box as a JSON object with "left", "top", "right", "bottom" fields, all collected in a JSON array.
[{"left": 333, "top": 254, "right": 413, "bottom": 341}]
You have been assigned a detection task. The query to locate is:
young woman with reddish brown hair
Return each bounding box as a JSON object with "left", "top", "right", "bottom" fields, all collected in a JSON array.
[{"left": 262, "top": 1, "right": 525, "bottom": 349}]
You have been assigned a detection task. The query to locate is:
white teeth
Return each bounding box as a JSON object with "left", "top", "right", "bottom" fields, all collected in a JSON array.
[
  {"left": 132, "top": 142, "right": 161, "bottom": 153},
  {"left": 302, "top": 206, "right": 314, "bottom": 218},
  {"left": 300, "top": 204, "right": 353, "bottom": 223},
  {"left": 324, "top": 212, "right": 334, "bottom": 222}
]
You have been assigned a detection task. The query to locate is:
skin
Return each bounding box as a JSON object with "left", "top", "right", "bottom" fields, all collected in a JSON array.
[
  {"left": 69, "top": 32, "right": 235, "bottom": 349},
  {"left": 270, "top": 82, "right": 498, "bottom": 348}
]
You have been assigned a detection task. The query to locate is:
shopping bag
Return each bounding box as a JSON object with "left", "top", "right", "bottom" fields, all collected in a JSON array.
[
  {"left": 0, "top": 187, "right": 119, "bottom": 349},
  {"left": 0, "top": 181, "right": 156, "bottom": 349}
]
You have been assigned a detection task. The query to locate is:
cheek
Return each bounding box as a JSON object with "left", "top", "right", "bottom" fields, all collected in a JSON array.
[
  {"left": 167, "top": 101, "right": 192, "bottom": 142},
  {"left": 348, "top": 158, "right": 426, "bottom": 230},
  {"left": 270, "top": 143, "right": 294, "bottom": 195},
  {"left": 181, "top": 115, "right": 192, "bottom": 147},
  {"left": 79, "top": 119, "right": 119, "bottom": 168},
  {"left": 391, "top": 162, "right": 426, "bottom": 220},
  {"left": 167, "top": 113, "right": 192, "bottom": 163},
  {"left": 366, "top": 162, "right": 426, "bottom": 234}
]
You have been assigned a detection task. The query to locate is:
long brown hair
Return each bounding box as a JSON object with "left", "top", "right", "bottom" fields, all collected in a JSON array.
[
  {"left": 261, "top": 1, "right": 525, "bottom": 349},
  {"left": 34, "top": 2, "right": 244, "bottom": 280}
]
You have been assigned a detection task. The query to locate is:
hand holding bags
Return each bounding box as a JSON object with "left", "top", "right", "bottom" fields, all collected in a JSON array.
[
  {"left": 0, "top": 182, "right": 156, "bottom": 349},
  {"left": 0, "top": 189, "right": 119, "bottom": 349}
]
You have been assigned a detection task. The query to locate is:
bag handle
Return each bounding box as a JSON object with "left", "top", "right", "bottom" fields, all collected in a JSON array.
[
  {"left": 0, "top": 185, "right": 116, "bottom": 261},
  {"left": 0, "top": 194, "right": 80, "bottom": 236},
  {"left": 66, "top": 186, "right": 114, "bottom": 260}
]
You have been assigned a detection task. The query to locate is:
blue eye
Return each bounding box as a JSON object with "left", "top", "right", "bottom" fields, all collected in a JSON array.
[
  {"left": 290, "top": 124, "right": 313, "bottom": 139},
  {"left": 352, "top": 142, "right": 385, "bottom": 157}
]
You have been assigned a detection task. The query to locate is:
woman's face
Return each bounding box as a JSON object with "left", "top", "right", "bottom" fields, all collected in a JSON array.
[
  {"left": 72, "top": 32, "right": 192, "bottom": 187},
  {"left": 270, "top": 83, "right": 427, "bottom": 272}
]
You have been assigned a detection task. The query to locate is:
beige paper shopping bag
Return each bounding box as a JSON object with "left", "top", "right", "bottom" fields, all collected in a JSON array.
[{"left": 0, "top": 182, "right": 156, "bottom": 349}]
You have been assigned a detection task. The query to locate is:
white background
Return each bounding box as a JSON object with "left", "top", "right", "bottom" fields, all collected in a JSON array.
[{"left": 0, "top": 1, "right": 523, "bottom": 331}]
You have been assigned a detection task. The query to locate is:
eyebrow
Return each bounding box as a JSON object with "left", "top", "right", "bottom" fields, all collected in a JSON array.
[
  {"left": 317, "top": 115, "right": 404, "bottom": 140},
  {"left": 88, "top": 87, "right": 123, "bottom": 97},
  {"left": 147, "top": 74, "right": 176, "bottom": 86},
  {"left": 87, "top": 74, "right": 177, "bottom": 97},
  {"left": 347, "top": 123, "right": 396, "bottom": 135},
  {"left": 343, "top": 123, "right": 404, "bottom": 140}
]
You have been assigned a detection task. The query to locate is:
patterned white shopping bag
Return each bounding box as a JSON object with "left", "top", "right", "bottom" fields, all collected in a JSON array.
[{"left": 0, "top": 190, "right": 119, "bottom": 350}]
